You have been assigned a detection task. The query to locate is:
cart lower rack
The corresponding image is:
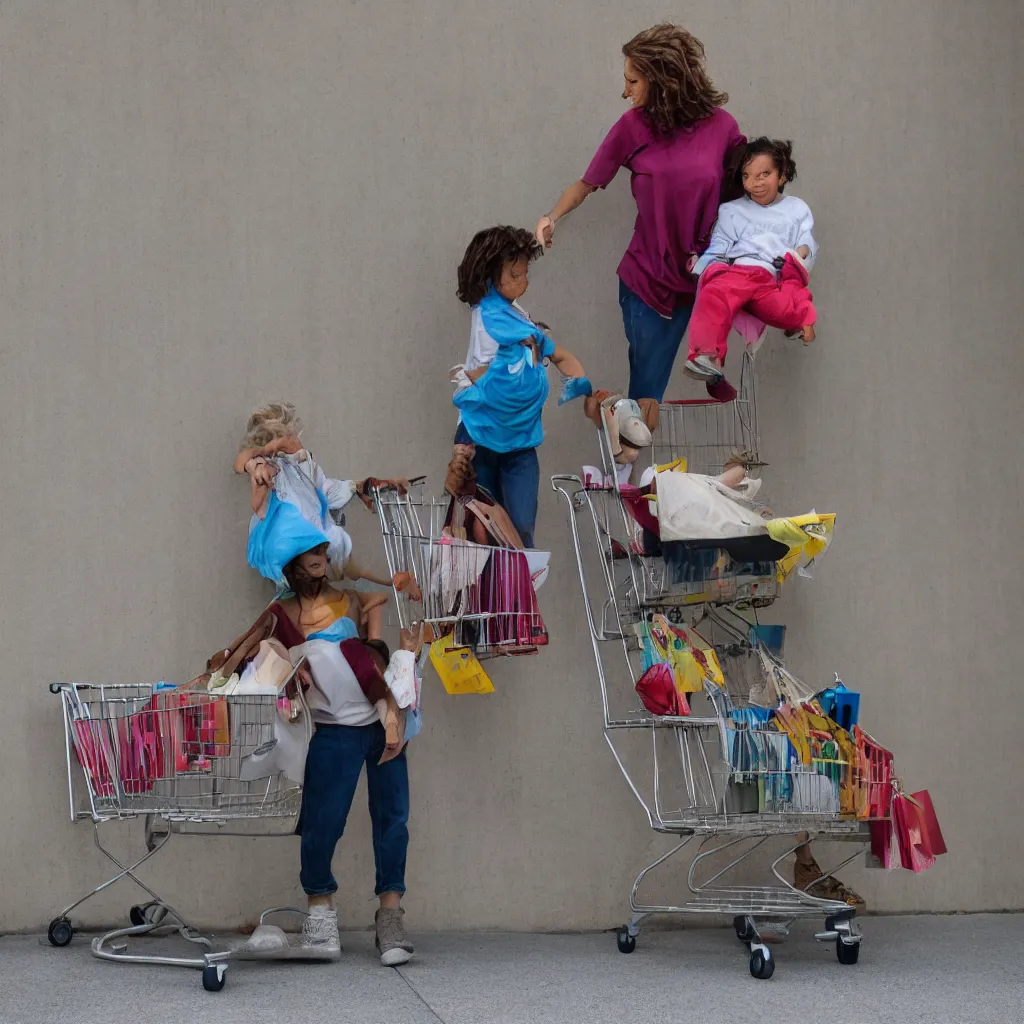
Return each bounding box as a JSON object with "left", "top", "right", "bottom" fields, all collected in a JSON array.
[
  {"left": 553, "top": 465, "right": 888, "bottom": 979},
  {"left": 49, "top": 679, "right": 333, "bottom": 992}
]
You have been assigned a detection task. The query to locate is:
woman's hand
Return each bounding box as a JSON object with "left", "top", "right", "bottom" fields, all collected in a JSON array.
[{"left": 535, "top": 215, "right": 555, "bottom": 248}]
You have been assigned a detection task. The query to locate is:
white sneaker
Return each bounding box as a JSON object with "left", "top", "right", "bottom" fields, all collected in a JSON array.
[
  {"left": 301, "top": 906, "right": 341, "bottom": 955},
  {"left": 683, "top": 355, "right": 723, "bottom": 381},
  {"left": 375, "top": 907, "right": 413, "bottom": 966}
]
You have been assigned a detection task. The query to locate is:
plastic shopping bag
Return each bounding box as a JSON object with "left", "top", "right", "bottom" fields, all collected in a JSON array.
[{"left": 429, "top": 634, "right": 494, "bottom": 695}]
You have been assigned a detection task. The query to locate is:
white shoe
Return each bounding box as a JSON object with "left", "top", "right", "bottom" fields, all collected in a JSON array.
[
  {"left": 375, "top": 907, "right": 413, "bottom": 966},
  {"left": 301, "top": 907, "right": 341, "bottom": 955},
  {"left": 683, "top": 355, "right": 723, "bottom": 381}
]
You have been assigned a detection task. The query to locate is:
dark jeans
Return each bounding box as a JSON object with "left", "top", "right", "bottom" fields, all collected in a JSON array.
[
  {"left": 619, "top": 279, "right": 694, "bottom": 402},
  {"left": 454, "top": 423, "right": 539, "bottom": 548},
  {"left": 298, "top": 722, "right": 409, "bottom": 897}
]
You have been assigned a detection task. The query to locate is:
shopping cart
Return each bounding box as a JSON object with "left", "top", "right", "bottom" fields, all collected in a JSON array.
[
  {"left": 48, "top": 675, "right": 332, "bottom": 992},
  {"left": 373, "top": 481, "right": 550, "bottom": 658},
  {"left": 552, "top": 355, "right": 888, "bottom": 979}
]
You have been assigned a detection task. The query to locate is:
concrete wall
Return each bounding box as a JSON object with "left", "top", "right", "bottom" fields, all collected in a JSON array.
[{"left": 2, "top": 0, "right": 1021, "bottom": 932}]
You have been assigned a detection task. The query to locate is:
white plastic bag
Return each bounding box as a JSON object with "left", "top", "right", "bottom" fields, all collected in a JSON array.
[{"left": 656, "top": 471, "right": 767, "bottom": 542}]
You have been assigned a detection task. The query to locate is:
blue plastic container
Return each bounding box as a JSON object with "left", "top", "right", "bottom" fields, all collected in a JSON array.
[{"left": 750, "top": 624, "right": 786, "bottom": 657}]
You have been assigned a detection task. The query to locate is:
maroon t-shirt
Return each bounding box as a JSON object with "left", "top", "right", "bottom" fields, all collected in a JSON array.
[{"left": 583, "top": 107, "right": 745, "bottom": 315}]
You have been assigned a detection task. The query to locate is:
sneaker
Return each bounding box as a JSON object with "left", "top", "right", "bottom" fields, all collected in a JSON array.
[
  {"left": 301, "top": 906, "right": 341, "bottom": 955},
  {"left": 794, "top": 858, "right": 866, "bottom": 909},
  {"left": 375, "top": 906, "right": 413, "bottom": 966},
  {"left": 683, "top": 355, "right": 724, "bottom": 381}
]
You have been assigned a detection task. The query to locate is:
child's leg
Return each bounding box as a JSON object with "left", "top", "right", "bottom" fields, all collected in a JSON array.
[
  {"left": 497, "top": 447, "right": 540, "bottom": 548},
  {"left": 687, "top": 265, "right": 766, "bottom": 364},
  {"left": 746, "top": 256, "right": 817, "bottom": 341}
]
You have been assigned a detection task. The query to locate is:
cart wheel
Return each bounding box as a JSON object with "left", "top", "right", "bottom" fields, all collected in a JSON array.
[
  {"left": 47, "top": 918, "right": 74, "bottom": 947},
  {"left": 733, "top": 916, "right": 754, "bottom": 942},
  {"left": 836, "top": 937, "right": 860, "bottom": 965},
  {"left": 749, "top": 948, "right": 775, "bottom": 980},
  {"left": 616, "top": 927, "right": 636, "bottom": 954},
  {"left": 202, "top": 964, "right": 227, "bottom": 992}
]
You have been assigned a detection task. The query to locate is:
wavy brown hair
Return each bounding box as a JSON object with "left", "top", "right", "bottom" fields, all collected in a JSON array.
[
  {"left": 456, "top": 226, "right": 542, "bottom": 306},
  {"left": 622, "top": 24, "right": 728, "bottom": 137}
]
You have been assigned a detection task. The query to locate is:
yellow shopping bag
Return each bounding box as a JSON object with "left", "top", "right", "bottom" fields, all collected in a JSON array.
[
  {"left": 649, "top": 615, "right": 706, "bottom": 694},
  {"left": 429, "top": 634, "right": 495, "bottom": 695}
]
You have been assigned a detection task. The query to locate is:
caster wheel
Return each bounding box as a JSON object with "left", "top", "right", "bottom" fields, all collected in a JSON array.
[
  {"left": 749, "top": 948, "right": 775, "bottom": 980},
  {"left": 47, "top": 918, "right": 74, "bottom": 947},
  {"left": 202, "top": 965, "right": 227, "bottom": 992},
  {"left": 836, "top": 938, "right": 860, "bottom": 965},
  {"left": 733, "top": 916, "right": 754, "bottom": 942},
  {"left": 129, "top": 905, "right": 148, "bottom": 927},
  {"left": 616, "top": 927, "right": 636, "bottom": 954}
]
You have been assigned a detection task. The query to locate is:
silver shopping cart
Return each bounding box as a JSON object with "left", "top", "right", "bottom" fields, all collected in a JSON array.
[
  {"left": 552, "top": 352, "right": 887, "bottom": 979},
  {"left": 372, "top": 481, "right": 550, "bottom": 658},
  {"left": 49, "top": 674, "right": 336, "bottom": 992}
]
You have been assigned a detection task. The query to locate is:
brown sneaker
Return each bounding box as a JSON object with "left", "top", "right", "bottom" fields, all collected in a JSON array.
[
  {"left": 445, "top": 444, "right": 476, "bottom": 497},
  {"left": 375, "top": 906, "right": 413, "bottom": 966},
  {"left": 794, "top": 857, "right": 866, "bottom": 909}
]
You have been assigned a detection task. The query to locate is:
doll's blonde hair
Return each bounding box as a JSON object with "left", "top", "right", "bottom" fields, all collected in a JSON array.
[{"left": 241, "top": 401, "right": 303, "bottom": 450}]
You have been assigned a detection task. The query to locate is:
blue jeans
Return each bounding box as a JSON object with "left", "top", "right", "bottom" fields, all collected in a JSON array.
[
  {"left": 298, "top": 722, "right": 409, "bottom": 897},
  {"left": 618, "top": 280, "right": 694, "bottom": 402},
  {"left": 454, "top": 423, "right": 539, "bottom": 548}
]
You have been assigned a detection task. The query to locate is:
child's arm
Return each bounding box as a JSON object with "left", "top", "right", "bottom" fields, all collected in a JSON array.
[
  {"left": 549, "top": 344, "right": 586, "bottom": 380},
  {"left": 793, "top": 202, "right": 817, "bottom": 270},
  {"left": 233, "top": 434, "right": 303, "bottom": 474},
  {"left": 344, "top": 556, "right": 396, "bottom": 589},
  {"left": 347, "top": 589, "right": 389, "bottom": 641},
  {"left": 692, "top": 213, "right": 738, "bottom": 276}
]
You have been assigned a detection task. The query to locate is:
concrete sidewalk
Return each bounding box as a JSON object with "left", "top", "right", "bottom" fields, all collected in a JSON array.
[{"left": 1, "top": 914, "right": 1020, "bottom": 1024}]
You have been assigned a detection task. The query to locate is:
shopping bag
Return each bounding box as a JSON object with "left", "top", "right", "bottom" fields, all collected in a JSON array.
[
  {"left": 635, "top": 661, "right": 689, "bottom": 717},
  {"left": 671, "top": 624, "right": 725, "bottom": 688},
  {"left": 910, "top": 790, "right": 947, "bottom": 856},
  {"left": 656, "top": 469, "right": 767, "bottom": 543},
  {"left": 892, "top": 790, "right": 937, "bottom": 873},
  {"left": 429, "top": 633, "right": 495, "bottom": 695}
]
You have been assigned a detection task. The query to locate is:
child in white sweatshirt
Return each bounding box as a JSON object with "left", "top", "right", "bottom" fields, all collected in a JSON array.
[{"left": 683, "top": 138, "right": 818, "bottom": 383}]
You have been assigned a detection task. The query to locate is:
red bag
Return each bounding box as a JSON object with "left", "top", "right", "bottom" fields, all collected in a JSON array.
[
  {"left": 911, "top": 790, "right": 947, "bottom": 856},
  {"left": 635, "top": 662, "right": 690, "bottom": 717},
  {"left": 892, "top": 791, "right": 937, "bottom": 873}
]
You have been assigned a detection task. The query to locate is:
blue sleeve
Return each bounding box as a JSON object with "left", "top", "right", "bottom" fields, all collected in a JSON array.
[
  {"left": 538, "top": 334, "right": 556, "bottom": 360},
  {"left": 479, "top": 293, "right": 540, "bottom": 346}
]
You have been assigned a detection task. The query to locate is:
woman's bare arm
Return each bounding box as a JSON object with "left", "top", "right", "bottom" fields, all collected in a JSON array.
[{"left": 535, "top": 180, "right": 597, "bottom": 247}]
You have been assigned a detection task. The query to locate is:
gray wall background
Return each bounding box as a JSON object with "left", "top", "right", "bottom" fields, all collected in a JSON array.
[{"left": 2, "top": 0, "right": 1021, "bottom": 932}]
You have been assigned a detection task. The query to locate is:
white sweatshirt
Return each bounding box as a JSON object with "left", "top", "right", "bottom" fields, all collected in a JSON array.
[{"left": 693, "top": 194, "right": 817, "bottom": 276}]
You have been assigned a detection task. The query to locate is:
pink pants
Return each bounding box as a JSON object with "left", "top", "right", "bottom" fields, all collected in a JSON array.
[{"left": 687, "top": 256, "right": 816, "bottom": 363}]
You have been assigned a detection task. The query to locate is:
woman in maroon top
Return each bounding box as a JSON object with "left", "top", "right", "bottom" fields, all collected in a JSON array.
[{"left": 535, "top": 24, "right": 746, "bottom": 402}]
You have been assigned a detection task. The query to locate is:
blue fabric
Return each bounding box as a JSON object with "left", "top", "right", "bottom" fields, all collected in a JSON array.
[
  {"left": 298, "top": 722, "right": 409, "bottom": 897},
  {"left": 306, "top": 616, "right": 359, "bottom": 643},
  {"left": 247, "top": 491, "right": 330, "bottom": 585},
  {"left": 618, "top": 279, "right": 694, "bottom": 402},
  {"left": 453, "top": 287, "right": 556, "bottom": 453},
  {"left": 557, "top": 375, "right": 593, "bottom": 406},
  {"left": 404, "top": 707, "right": 422, "bottom": 741}
]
